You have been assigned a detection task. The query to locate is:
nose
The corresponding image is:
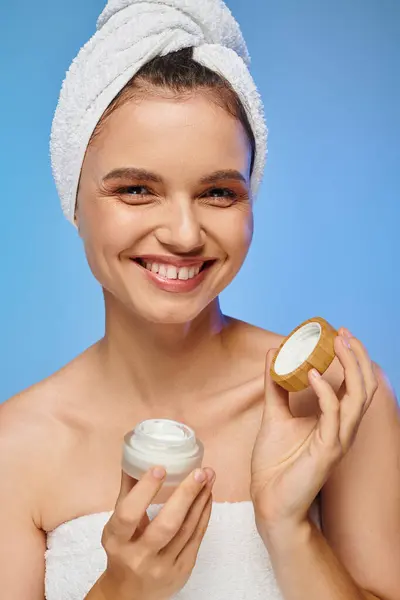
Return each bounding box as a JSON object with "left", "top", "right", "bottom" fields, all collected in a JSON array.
[{"left": 154, "top": 201, "right": 205, "bottom": 254}]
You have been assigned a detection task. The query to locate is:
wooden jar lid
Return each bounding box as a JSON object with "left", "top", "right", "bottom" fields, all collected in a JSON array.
[{"left": 270, "top": 317, "right": 338, "bottom": 392}]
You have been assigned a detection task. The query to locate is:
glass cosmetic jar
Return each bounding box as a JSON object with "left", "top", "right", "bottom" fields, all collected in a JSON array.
[{"left": 122, "top": 418, "right": 204, "bottom": 486}]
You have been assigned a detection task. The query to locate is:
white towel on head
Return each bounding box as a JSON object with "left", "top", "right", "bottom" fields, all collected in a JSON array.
[{"left": 50, "top": 0, "right": 268, "bottom": 224}]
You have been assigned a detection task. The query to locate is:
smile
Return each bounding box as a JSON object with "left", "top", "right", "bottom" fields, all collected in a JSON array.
[
  {"left": 135, "top": 258, "right": 211, "bottom": 280},
  {"left": 130, "top": 258, "right": 216, "bottom": 293}
]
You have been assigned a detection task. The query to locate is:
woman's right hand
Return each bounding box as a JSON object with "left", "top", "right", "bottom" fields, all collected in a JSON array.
[{"left": 96, "top": 465, "right": 215, "bottom": 600}]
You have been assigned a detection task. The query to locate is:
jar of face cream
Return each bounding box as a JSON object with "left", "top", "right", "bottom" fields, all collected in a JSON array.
[
  {"left": 270, "top": 316, "right": 338, "bottom": 392},
  {"left": 122, "top": 419, "right": 204, "bottom": 486}
]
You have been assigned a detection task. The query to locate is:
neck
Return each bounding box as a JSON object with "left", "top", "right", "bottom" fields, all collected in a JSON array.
[{"left": 97, "top": 292, "right": 232, "bottom": 411}]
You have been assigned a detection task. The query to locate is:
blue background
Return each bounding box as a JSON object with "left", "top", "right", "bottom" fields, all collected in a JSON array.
[{"left": 1, "top": 0, "right": 399, "bottom": 401}]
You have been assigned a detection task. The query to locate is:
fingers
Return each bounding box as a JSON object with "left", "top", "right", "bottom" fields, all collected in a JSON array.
[
  {"left": 341, "top": 329, "right": 378, "bottom": 412},
  {"left": 141, "top": 468, "right": 212, "bottom": 552},
  {"left": 116, "top": 470, "right": 138, "bottom": 504},
  {"left": 309, "top": 328, "right": 378, "bottom": 456},
  {"left": 264, "top": 349, "right": 292, "bottom": 421},
  {"left": 335, "top": 329, "right": 374, "bottom": 427},
  {"left": 175, "top": 493, "right": 213, "bottom": 567},
  {"left": 334, "top": 333, "right": 366, "bottom": 404},
  {"left": 307, "top": 368, "right": 341, "bottom": 452},
  {"left": 106, "top": 466, "right": 166, "bottom": 543},
  {"left": 161, "top": 469, "right": 215, "bottom": 559}
]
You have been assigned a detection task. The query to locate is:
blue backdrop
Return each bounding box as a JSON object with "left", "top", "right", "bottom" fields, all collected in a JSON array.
[{"left": 2, "top": 0, "right": 399, "bottom": 401}]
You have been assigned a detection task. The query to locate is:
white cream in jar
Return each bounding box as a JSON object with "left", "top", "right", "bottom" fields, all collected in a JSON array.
[
  {"left": 122, "top": 419, "right": 204, "bottom": 486},
  {"left": 274, "top": 321, "right": 322, "bottom": 375}
]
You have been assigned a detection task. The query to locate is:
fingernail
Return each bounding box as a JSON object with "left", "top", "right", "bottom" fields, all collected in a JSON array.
[
  {"left": 204, "top": 468, "right": 215, "bottom": 483},
  {"left": 152, "top": 466, "right": 166, "bottom": 480},
  {"left": 340, "top": 335, "right": 351, "bottom": 349},
  {"left": 341, "top": 328, "right": 353, "bottom": 340},
  {"left": 194, "top": 469, "right": 206, "bottom": 483},
  {"left": 310, "top": 368, "right": 321, "bottom": 379}
]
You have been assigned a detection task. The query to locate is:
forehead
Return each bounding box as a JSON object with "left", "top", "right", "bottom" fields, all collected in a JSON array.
[{"left": 86, "top": 93, "right": 251, "bottom": 178}]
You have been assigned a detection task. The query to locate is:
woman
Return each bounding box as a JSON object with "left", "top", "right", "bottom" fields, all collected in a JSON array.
[{"left": 1, "top": 1, "right": 399, "bottom": 599}]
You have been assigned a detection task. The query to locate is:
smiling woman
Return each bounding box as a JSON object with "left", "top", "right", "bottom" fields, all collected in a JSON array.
[
  {"left": 1, "top": 1, "right": 399, "bottom": 600},
  {"left": 75, "top": 57, "right": 256, "bottom": 324}
]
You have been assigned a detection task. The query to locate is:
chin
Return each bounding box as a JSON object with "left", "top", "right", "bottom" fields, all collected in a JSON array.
[
  {"left": 129, "top": 296, "right": 214, "bottom": 325},
  {"left": 100, "top": 260, "right": 237, "bottom": 325}
]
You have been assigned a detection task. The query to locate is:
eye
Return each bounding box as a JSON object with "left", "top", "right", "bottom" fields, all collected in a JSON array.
[
  {"left": 115, "top": 185, "right": 154, "bottom": 204},
  {"left": 201, "top": 187, "right": 238, "bottom": 207},
  {"left": 117, "top": 185, "right": 151, "bottom": 196}
]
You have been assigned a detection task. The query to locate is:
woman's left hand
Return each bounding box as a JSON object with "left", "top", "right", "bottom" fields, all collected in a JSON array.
[{"left": 250, "top": 327, "right": 378, "bottom": 539}]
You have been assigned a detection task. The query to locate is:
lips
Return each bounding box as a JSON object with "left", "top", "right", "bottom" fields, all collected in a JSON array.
[
  {"left": 129, "top": 256, "right": 216, "bottom": 293},
  {"left": 131, "top": 255, "right": 215, "bottom": 268},
  {"left": 132, "top": 257, "right": 214, "bottom": 278}
]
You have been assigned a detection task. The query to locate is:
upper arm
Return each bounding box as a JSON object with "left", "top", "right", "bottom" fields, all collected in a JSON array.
[
  {"left": 321, "top": 363, "right": 400, "bottom": 600},
  {"left": 0, "top": 402, "right": 46, "bottom": 599}
]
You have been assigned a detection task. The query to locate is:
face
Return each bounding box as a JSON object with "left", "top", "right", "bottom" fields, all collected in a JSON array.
[{"left": 76, "top": 91, "right": 254, "bottom": 324}]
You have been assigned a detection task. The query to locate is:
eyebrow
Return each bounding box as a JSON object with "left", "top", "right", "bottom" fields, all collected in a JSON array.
[
  {"left": 102, "top": 167, "right": 162, "bottom": 184},
  {"left": 102, "top": 167, "right": 248, "bottom": 185},
  {"left": 199, "top": 170, "right": 247, "bottom": 185}
]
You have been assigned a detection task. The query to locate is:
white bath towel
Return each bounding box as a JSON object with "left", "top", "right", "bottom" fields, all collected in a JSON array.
[
  {"left": 49, "top": 0, "right": 267, "bottom": 224},
  {"left": 45, "top": 500, "right": 321, "bottom": 599}
]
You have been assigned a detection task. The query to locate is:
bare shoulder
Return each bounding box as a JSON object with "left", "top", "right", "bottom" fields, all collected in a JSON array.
[
  {"left": 226, "top": 316, "right": 343, "bottom": 417},
  {"left": 321, "top": 359, "right": 400, "bottom": 598},
  {"left": 2, "top": 340, "right": 105, "bottom": 427},
  {"left": 0, "top": 344, "right": 101, "bottom": 523},
  {"left": 1, "top": 343, "right": 99, "bottom": 437},
  {"left": 225, "top": 316, "right": 284, "bottom": 364}
]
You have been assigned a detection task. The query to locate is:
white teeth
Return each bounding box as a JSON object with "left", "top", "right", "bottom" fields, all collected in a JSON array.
[
  {"left": 158, "top": 264, "right": 168, "bottom": 277},
  {"left": 139, "top": 260, "right": 205, "bottom": 280},
  {"left": 166, "top": 265, "right": 178, "bottom": 279},
  {"left": 178, "top": 267, "right": 189, "bottom": 280}
]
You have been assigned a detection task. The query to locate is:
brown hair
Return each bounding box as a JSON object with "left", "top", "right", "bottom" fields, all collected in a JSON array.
[{"left": 88, "top": 47, "right": 256, "bottom": 174}]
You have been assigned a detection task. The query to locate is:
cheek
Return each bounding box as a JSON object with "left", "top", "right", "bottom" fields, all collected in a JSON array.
[
  {"left": 78, "top": 203, "right": 139, "bottom": 278},
  {"left": 80, "top": 199, "right": 140, "bottom": 247},
  {"left": 244, "top": 212, "right": 254, "bottom": 245},
  {"left": 214, "top": 210, "right": 253, "bottom": 259}
]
